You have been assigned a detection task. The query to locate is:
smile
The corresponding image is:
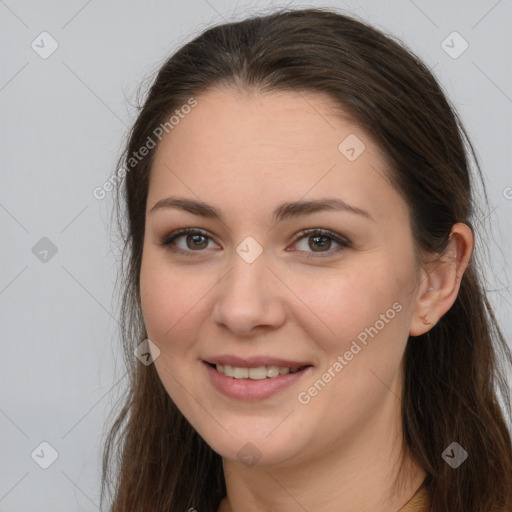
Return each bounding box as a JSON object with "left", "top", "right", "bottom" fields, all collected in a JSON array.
[
  {"left": 203, "top": 361, "right": 313, "bottom": 400},
  {"left": 212, "top": 363, "right": 307, "bottom": 379}
]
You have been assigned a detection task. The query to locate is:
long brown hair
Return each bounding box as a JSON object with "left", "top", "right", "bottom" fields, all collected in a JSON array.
[{"left": 101, "top": 7, "right": 512, "bottom": 511}]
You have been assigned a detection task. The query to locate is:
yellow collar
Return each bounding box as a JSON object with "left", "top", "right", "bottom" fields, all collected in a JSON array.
[{"left": 398, "top": 484, "right": 430, "bottom": 512}]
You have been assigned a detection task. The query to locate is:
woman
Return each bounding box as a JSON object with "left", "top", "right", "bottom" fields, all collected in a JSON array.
[{"left": 101, "top": 7, "right": 512, "bottom": 511}]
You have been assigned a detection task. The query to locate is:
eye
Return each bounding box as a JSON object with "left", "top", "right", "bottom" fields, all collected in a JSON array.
[
  {"left": 158, "top": 227, "right": 351, "bottom": 258},
  {"left": 289, "top": 228, "right": 351, "bottom": 257},
  {"left": 158, "top": 228, "right": 219, "bottom": 256}
]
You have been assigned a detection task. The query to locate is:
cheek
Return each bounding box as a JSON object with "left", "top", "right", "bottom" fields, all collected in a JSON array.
[
  {"left": 139, "top": 253, "right": 209, "bottom": 410},
  {"left": 294, "top": 262, "right": 406, "bottom": 348},
  {"left": 139, "top": 252, "right": 206, "bottom": 346},
  {"left": 140, "top": 249, "right": 218, "bottom": 362},
  {"left": 294, "top": 262, "right": 417, "bottom": 418},
  {"left": 293, "top": 265, "right": 412, "bottom": 418}
]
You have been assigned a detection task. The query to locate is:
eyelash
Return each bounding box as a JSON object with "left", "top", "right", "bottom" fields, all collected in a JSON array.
[{"left": 158, "top": 227, "right": 351, "bottom": 258}]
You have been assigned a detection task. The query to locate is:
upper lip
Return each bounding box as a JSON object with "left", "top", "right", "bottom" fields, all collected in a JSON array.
[{"left": 204, "top": 355, "right": 312, "bottom": 369}]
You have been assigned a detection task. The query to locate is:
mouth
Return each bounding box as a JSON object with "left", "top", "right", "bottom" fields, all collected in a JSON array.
[
  {"left": 206, "top": 361, "right": 312, "bottom": 379},
  {"left": 203, "top": 360, "right": 314, "bottom": 400}
]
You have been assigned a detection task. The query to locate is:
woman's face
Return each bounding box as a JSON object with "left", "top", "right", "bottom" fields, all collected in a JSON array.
[{"left": 140, "top": 88, "right": 423, "bottom": 466}]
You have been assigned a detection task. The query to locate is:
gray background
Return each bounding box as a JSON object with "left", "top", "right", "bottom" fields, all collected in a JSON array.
[{"left": 1, "top": 0, "right": 511, "bottom": 510}]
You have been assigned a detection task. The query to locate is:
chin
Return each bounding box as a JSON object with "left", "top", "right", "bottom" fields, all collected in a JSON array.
[{"left": 193, "top": 421, "right": 312, "bottom": 468}]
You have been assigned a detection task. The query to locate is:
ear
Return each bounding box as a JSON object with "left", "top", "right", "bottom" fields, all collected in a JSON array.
[{"left": 409, "top": 222, "right": 474, "bottom": 336}]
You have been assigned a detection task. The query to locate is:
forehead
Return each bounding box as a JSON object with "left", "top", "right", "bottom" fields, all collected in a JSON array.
[
  {"left": 147, "top": 88, "right": 406, "bottom": 225},
  {"left": 156, "top": 87, "right": 367, "bottom": 161}
]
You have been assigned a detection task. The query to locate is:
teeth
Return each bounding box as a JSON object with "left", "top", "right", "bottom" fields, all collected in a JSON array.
[
  {"left": 215, "top": 363, "right": 304, "bottom": 379},
  {"left": 233, "top": 367, "right": 248, "bottom": 379}
]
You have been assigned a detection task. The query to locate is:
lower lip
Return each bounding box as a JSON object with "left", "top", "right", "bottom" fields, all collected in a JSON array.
[{"left": 203, "top": 362, "right": 313, "bottom": 400}]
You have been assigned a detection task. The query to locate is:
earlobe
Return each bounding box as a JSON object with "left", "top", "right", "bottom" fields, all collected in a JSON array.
[
  {"left": 409, "top": 223, "right": 474, "bottom": 337},
  {"left": 409, "top": 271, "right": 440, "bottom": 337}
]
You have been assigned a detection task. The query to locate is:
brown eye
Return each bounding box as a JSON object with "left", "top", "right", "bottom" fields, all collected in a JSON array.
[
  {"left": 291, "top": 228, "right": 351, "bottom": 257},
  {"left": 184, "top": 233, "right": 208, "bottom": 250},
  {"left": 308, "top": 234, "right": 332, "bottom": 252},
  {"left": 159, "top": 228, "right": 219, "bottom": 256},
  {"left": 159, "top": 227, "right": 350, "bottom": 258}
]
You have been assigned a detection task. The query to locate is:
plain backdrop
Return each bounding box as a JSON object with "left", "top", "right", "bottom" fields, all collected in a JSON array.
[{"left": 1, "top": 1, "right": 511, "bottom": 510}]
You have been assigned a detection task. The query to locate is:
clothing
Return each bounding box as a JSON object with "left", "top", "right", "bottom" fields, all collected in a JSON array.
[{"left": 398, "top": 481, "right": 430, "bottom": 512}]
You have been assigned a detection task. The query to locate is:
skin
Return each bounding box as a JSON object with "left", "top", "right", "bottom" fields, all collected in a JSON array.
[{"left": 139, "top": 88, "right": 473, "bottom": 512}]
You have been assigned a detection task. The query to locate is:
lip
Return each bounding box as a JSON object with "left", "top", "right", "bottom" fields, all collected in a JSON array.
[
  {"left": 203, "top": 361, "right": 314, "bottom": 400},
  {"left": 204, "top": 355, "right": 311, "bottom": 369}
]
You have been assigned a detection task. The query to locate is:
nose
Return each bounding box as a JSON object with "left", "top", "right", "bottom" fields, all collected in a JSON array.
[{"left": 211, "top": 251, "right": 287, "bottom": 337}]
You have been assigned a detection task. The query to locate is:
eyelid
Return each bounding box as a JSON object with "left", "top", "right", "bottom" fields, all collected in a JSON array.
[{"left": 158, "top": 227, "right": 351, "bottom": 257}]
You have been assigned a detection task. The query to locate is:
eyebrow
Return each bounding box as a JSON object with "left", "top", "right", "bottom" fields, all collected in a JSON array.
[{"left": 149, "top": 196, "right": 374, "bottom": 223}]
